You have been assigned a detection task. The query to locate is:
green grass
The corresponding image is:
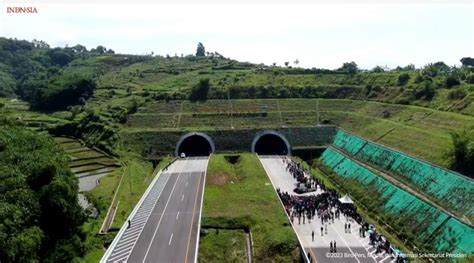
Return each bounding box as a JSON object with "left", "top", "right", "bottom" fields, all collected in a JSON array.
[
  {"left": 198, "top": 229, "right": 247, "bottom": 263},
  {"left": 79, "top": 154, "right": 173, "bottom": 263},
  {"left": 201, "top": 153, "right": 300, "bottom": 262}
]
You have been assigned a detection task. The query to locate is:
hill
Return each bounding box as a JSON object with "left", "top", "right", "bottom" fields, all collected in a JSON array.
[{"left": 1, "top": 37, "right": 474, "bottom": 178}]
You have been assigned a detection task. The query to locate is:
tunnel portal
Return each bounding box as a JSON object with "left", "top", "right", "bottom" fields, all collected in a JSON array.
[
  {"left": 175, "top": 133, "right": 215, "bottom": 157},
  {"left": 252, "top": 131, "right": 291, "bottom": 155}
]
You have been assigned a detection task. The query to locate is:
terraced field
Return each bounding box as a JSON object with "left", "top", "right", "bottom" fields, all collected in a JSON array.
[
  {"left": 0, "top": 98, "right": 69, "bottom": 130},
  {"left": 126, "top": 98, "right": 474, "bottom": 167},
  {"left": 54, "top": 137, "right": 120, "bottom": 193}
]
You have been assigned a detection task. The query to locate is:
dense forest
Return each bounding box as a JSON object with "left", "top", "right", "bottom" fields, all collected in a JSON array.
[
  {"left": 0, "top": 38, "right": 101, "bottom": 110},
  {"left": 0, "top": 128, "right": 85, "bottom": 262}
]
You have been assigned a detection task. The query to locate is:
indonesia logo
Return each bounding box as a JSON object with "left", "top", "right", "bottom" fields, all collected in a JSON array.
[{"left": 7, "top": 7, "right": 38, "bottom": 13}]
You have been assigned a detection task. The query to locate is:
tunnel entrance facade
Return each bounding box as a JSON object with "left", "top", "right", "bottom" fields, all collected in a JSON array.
[
  {"left": 175, "top": 132, "right": 215, "bottom": 157},
  {"left": 251, "top": 131, "right": 291, "bottom": 155}
]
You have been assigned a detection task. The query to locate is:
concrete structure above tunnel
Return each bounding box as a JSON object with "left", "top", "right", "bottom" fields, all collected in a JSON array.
[
  {"left": 175, "top": 132, "right": 215, "bottom": 157},
  {"left": 251, "top": 130, "right": 292, "bottom": 155},
  {"left": 123, "top": 126, "right": 337, "bottom": 157}
]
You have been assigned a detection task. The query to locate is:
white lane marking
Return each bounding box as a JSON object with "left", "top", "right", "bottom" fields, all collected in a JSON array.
[
  {"left": 108, "top": 248, "right": 131, "bottom": 262},
  {"left": 186, "top": 181, "right": 188, "bottom": 187},
  {"left": 169, "top": 233, "right": 174, "bottom": 245},
  {"left": 115, "top": 236, "right": 136, "bottom": 247},
  {"left": 182, "top": 194, "right": 184, "bottom": 201},
  {"left": 142, "top": 170, "right": 184, "bottom": 263},
  {"left": 329, "top": 222, "right": 361, "bottom": 263},
  {"left": 176, "top": 211, "right": 180, "bottom": 220}
]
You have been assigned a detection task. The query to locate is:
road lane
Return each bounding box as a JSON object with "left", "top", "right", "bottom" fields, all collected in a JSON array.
[
  {"left": 102, "top": 157, "right": 208, "bottom": 263},
  {"left": 259, "top": 155, "right": 393, "bottom": 263}
]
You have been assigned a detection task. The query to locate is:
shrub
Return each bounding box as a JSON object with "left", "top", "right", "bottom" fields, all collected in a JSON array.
[
  {"left": 398, "top": 73, "right": 410, "bottom": 86},
  {"left": 414, "top": 75, "right": 424, "bottom": 84},
  {"left": 447, "top": 88, "right": 467, "bottom": 100},
  {"left": 445, "top": 76, "right": 461, "bottom": 88},
  {"left": 190, "top": 78, "right": 210, "bottom": 101},
  {"left": 466, "top": 73, "right": 474, "bottom": 84},
  {"left": 394, "top": 98, "right": 411, "bottom": 105},
  {"left": 413, "top": 81, "right": 435, "bottom": 100}
]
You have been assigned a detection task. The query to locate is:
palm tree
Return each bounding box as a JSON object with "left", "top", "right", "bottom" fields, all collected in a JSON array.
[{"left": 294, "top": 59, "right": 299, "bottom": 67}]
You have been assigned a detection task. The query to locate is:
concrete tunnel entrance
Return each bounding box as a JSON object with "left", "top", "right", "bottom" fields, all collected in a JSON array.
[
  {"left": 175, "top": 132, "right": 215, "bottom": 157},
  {"left": 251, "top": 131, "right": 291, "bottom": 155}
]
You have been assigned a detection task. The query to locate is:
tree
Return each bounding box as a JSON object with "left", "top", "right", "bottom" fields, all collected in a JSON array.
[
  {"left": 294, "top": 59, "right": 299, "bottom": 67},
  {"left": 196, "top": 42, "right": 206, "bottom": 57},
  {"left": 413, "top": 81, "right": 435, "bottom": 100},
  {"left": 372, "top": 66, "right": 385, "bottom": 73},
  {"left": 0, "top": 70, "right": 16, "bottom": 97},
  {"left": 30, "top": 75, "right": 96, "bottom": 111},
  {"left": 422, "top": 62, "right": 450, "bottom": 77},
  {"left": 284, "top": 62, "right": 289, "bottom": 67},
  {"left": 445, "top": 76, "right": 460, "bottom": 88},
  {"left": 460, "top": 57, "right": 474, "bottom": 67},
  {"left": 448, "top": 130, "right": 474, "bottom": 177},
  {"left": 403, "top": 64, "right": 415, "bottom": 71},
  {"left": 339, "top": 62, "right": 358, "bottom": 74},
  {"left": 91, "top": 45, "right": 106, "bottom": 54},
  {"left": 0, "top": 128, "right": 86, "bottom": 262},
  {"left": 398, "top": 73, "right": 410, "bottom": 86},
  {"left": 190, "top": 78, "right": 210, "bottom": 101},
  {"left": 48, "top": 50, "right": 73, "bottom": 66},
  {"left": 71, "top": 44, "right": 87, "bottom": 53},
  {"left": 467, "top": 73, "right": 474, "bottom": 84}
]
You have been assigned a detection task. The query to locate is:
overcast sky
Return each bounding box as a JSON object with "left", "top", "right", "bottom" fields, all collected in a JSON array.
[{"left": 0, "top": 1, "right": 472, "bottom": 69}]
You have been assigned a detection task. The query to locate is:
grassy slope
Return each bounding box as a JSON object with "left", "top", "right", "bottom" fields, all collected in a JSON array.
[
  {"left": 126, "top": 98, "right": 474, "bottom": 168},
  {"left": 80, "top": 155, "right": 173, "bottom": 262},
  {"left": 200, "top": 154, "right": 299, "bottom": 262},
  {"left": 199, "top": 229, "right": 247, "bottom": 263}
]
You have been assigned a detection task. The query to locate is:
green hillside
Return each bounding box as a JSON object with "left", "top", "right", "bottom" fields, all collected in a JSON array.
[{"left": 2, "top": 37, "right": 474, "bottom": 261}]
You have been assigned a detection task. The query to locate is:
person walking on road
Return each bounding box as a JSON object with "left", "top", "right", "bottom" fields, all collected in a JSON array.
[
  {"left": 334, "top": 240, "right": 337, "bottom": 252},
  {"left": 312, "top": 230, "right": 315, "bottom": 241},
  {"left": 330, "top": 241, "right": 333, "bottom": 253},
  {"left": 127, "top": 219, "right": 131, "bottom": 229},
  {"left": 321, "top": 226, "right": 324, "bottom": 236},
  {"left": 348, "top": 223, "right": 351, "bottom": 233}
]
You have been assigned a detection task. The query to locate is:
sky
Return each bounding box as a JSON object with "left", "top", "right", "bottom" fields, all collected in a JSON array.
[{"left": 0, "top": 0, "right": 473, "bottom": 69}]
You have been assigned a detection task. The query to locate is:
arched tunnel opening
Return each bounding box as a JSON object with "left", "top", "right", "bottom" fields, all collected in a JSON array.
[
  {"left": 176, "top": 133, "right": 215, "bottom": 157},
  {"left": 252, "top": 132, "right": 291, "bottom": 155}
]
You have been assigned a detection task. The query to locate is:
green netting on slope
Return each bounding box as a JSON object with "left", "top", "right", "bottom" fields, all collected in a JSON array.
[
  {"left": 320, "top": 147, "right": 345, "bottom": 168},
  {"left": 320, "top": 148, "right": 473, "bottom": 253},
  {"left": 353, "top": 136, "right": 474, "bottom": 217},
  {"left": 332, "top": 130, "right": 367, "bottom": 155},
  {"left": 435, "top": 218, "right": 474, "bottom": 253}
]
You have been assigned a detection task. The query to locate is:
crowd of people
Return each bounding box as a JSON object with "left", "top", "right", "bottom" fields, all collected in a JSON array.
[
  {"left": 278, "top": 157, "right": 404, "bottom": 262},
  {"left": 285, "top": 160, "right": 318, "bottom": 193},
  {"left": 278, "top": 158, "right": 362, "bottom": 229}
]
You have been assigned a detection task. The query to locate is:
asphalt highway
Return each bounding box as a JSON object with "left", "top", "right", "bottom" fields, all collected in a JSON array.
[{"left": 103, "top": 157, "right": 208, "bottom": 263}]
